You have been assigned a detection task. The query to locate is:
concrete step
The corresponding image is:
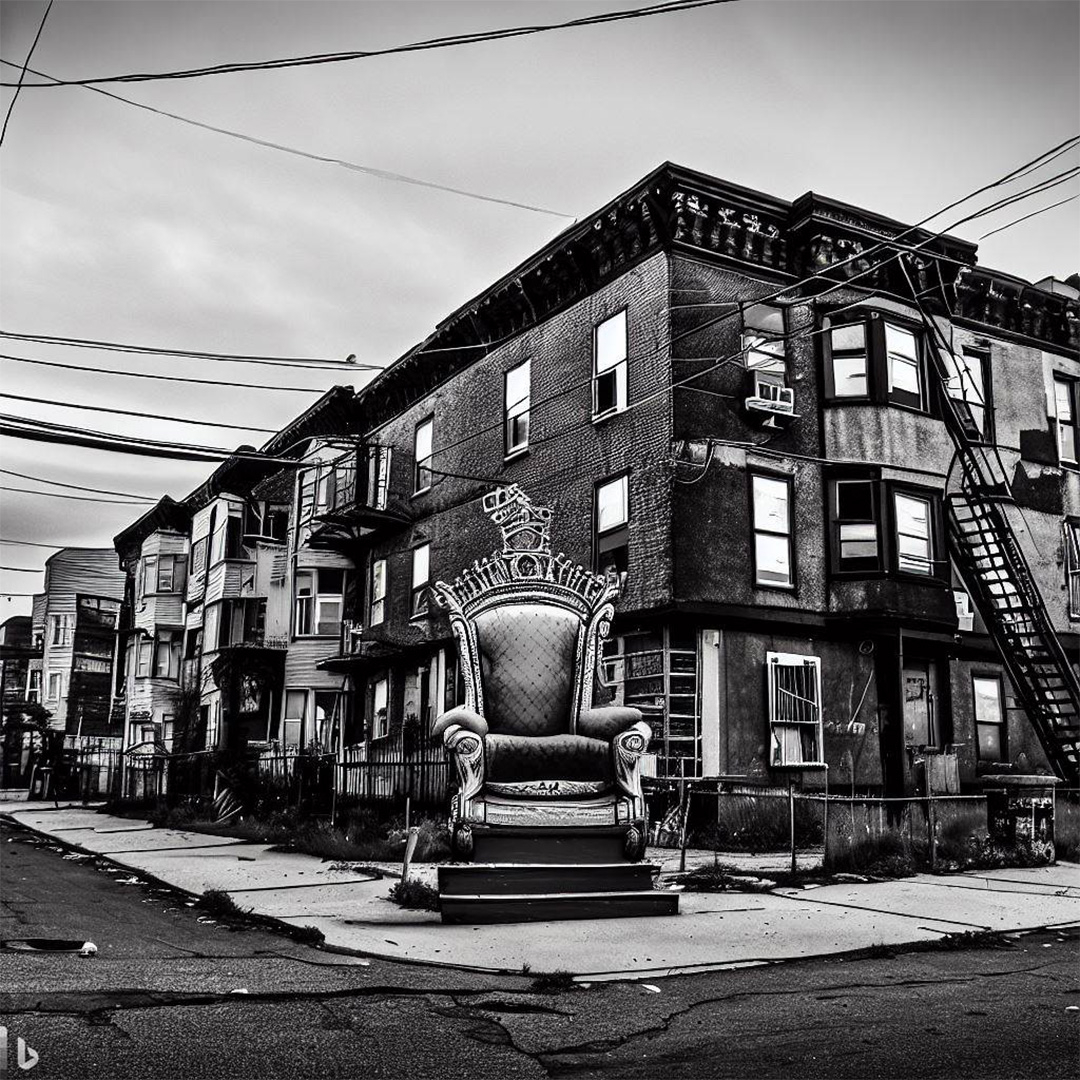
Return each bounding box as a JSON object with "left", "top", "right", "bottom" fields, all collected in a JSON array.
[
  {"left": 438, "top": 862, "right": 656, "bottom": 897},
  {"left": 440, "top": 889, "right": 680, "bottom": 924},
  {"left": 471, "top": 825, "right": 632, "bottom": 865}
]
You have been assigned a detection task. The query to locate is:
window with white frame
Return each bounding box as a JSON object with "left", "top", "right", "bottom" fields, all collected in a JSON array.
[
  {"left": 593, "top": 310, "right": 627, "bottom": 418},
  {"left": 162, "top": 714, "right": 175, "bottom": 751},
  {"left": 313, "top": 691, "right": 342, "bottom": 753},
  {"left": 414, "top": 417, "right": 434, "bottom": 493},
  {"left": 47, "top": 672, "right": 63, "bottom": 702},
  {"left": 595, "top": 474, "right": 629, "bottom": 577},
  {"left": 834, "top": 479, "right": 880, "bottom": 571},
  {"left": 411, "top": 544, "right": 430, "bottom": 618},
  {"left": 281, "top": 690, "right": 305, "bottom": 749},
  {"left": 767, "top": 652, "right": 823, "bottom": 767},
  {"left": 827, "top": 321, "right": 869, "bottom": 398},
  {"left": 136, "top": 637, "right": 153, "bottom": 678},
  {"left": 973, "top": 675, "right": 1006, "bottom": 763},
  {"left": 893, "top": 491, "right": 934, "bottom": 575},
  {"left": 504, "top": 359, "right": 531, "bottom": 455},
  {"left": 372, "top": 676, "right": 389, "bottom": 739},
  {"left": 370, "top": 558, "right": 387, "bottom": 625},
  {"left": 153, "top": 629, "right": 182, "bottom": 680},
  {"left": 294, "top": 568, "right": 348, "bottom": 636},
  {"left": 145, "top": 553, "right": 187, "bottom": 594},
  {"left": 205, "top": 702, "right": 221, "bottom": 749},
  {"left": 1066, "top": 521, "right": 1080, "bottom": 619},
  {"left": 1054, "top": 376, "right": 1078, "bottom": 465},
  {"left": 742, "top": 304, "right": 786, "bottom": 375},
  {"left": 48, "top": 613, "right": 73, "bottom": 647},
  {"left": 884, "top": 323, "right": 924, "bottom": 410},
  {"left": 366, "top": 445, "right": 392, "bottom": 510},
  {"left": 751, "top": 473, "right": 794, "bottom": 588},
  {"left": 26, "top": 669, "right": 41, "bottom": 703},
  {"left": 943, "top": 347, "right": 990, "bottom": 439}
]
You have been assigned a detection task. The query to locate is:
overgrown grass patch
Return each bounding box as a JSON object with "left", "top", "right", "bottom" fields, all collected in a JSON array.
[
  {"left": 388, "top": 879, "right": 440, "bottom": 911},
  {"left": 825, "top": 832, "right": 920, "bottom": 878},
  {"left": 530, "top": 970, "right": 576, "bottom": 994},
  {"left": 198, "top": 889, "right": 248, "bottom": 920}
]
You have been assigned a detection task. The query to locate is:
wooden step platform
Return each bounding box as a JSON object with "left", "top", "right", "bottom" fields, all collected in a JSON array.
[{"left": 439, "top": 827, "right": 680, "bottom": 924}]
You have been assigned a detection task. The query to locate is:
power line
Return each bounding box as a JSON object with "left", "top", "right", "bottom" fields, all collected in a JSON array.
[
  {"left": 977, "top": 193, "right": 1079, "bottom": 241},
  {"left": 0, "top": 0, "right": 52, "bottom": 145},
  {"left": 0, "top": 467, "right": 158, "bottom": 500},
  {"left": 0, "top": 484, "right": 152, "bottom": 505},
  {"left": 0, "top": 538, "right": 67, "bottom": 549},
  {"left": 0, "top": 60, "right": 574, "bottom": 220},
  {"left": 0, "top": 391, "right": 278, "bottom": 434},
  {"left": 1, "top": 0, "right": 733, "bottom": 88},
  {"left": 0, "top": 353, "right": 340, "bottom": 392},
  {"left": 0, "top": 329, "right": 382, "bottom": 370}
]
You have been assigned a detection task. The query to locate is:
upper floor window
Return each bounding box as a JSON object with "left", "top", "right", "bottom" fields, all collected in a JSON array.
[
  {"left": 136, "top": 637, "right": 153, "bottom": 678},
  {"left": 154, "top": 629, "right": 182, "bottom": 680},
  {"left": 943, "top": 347, "right": 991, "bottom": 441},
  {"left": 411, "top": 544, "right": 430, "bottom": 618},
  {"left": 209, "top": 505, "right": 243, "bottom": 564},
  {"left": 370, "top": 558, "right": 387, "bottom": 626},
  {"left": 893, "top": 491, "right": 934, "bottom": 576},
  {"left": 1054, "top": 375, "right": 1078, "bottom": 465},
  {"left": 294, "top": 568, "right": 347, "bottom": 637},
  {"left": 414, "top": 417, "right": 434, "bottom": 493},
  {"left": 593, "top": 310, "right": 627, "bottom": 419},
  {"left": 365, "top": 445, "right": 392, "bottom": 510},
  {"left": 834, "top": 479, "right": 880, "bottom": 572},
  {"left": 48, "top": 613, "right": 73, "bottom": 647},
  {"left": 1066, "top": 520, "right": 1080, "bottom": 620},
  {"left": 47, "top": 671, "right": 63, "bottom": 702},
  {"left": 372, "top": 675, "right": 389, "bottom": 740},
  {"left": 144, "top": 553, "right": 187, "bottom": 595},
  {"left": 824, "top": 314, "right": 928, "bottom": 411},
  {"left": 742, "top": 304, "right": 786, "bottom": 376},
  {"left": 504, "top": 359, "right": 531, "bottom": 456},
  {"left": 25, "top": 669, "right": 41, "bottom": 703},
  {"left": 750, "top": 473, "right": 794, "bottom": 588},
  {"left": 595, "top": 474, "right": 629, "bottom": 578}
]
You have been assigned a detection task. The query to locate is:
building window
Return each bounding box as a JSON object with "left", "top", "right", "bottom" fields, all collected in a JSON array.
[
  {"left": 47, "top": 672, "right": 63, "bottom": 702},
  {"left": 943, "top": 347, "right": 991, "bottom": 440},
  {"left": 313, "top": 691, "right": 342, "bottom": 753},
  {"left": 1054, "top": 376, "right": 1078, "bottom": 465},
  {"left": 751, "top": 473, "right": 794, "bottom": 588},
  {"left": 282, "top": 690, "right": 305, "bottom": 749},
  {"left": 372, "top": 676, "right": 389, "bottom": 739},
  {"left": 593, "top": 310, "right": 627, "bottom": 418},
  {"left": 153, "top": 630, "right": 182, "bottom": 680},
  {"left": 833, "top": 479, "right": 880, "bottom": 572},
  {"left": 827, "top": 321, "right": 869, "bottom": 398},
  {"left": 25, "top": 669, "right": 41, "bottom": 703},
  {"left": 366, "top": 445, "right": 392, "bottom": 510},
  {"left": 136, "top": 638, "right": 153, "bottom": 678},
  {"left": 767, "top": 652, "right": 823, "bottom": 767},
  {"left": 48, "top": 613, "right": 73, "bottom": 647},
  {"left": 294, "top": 568, "right": 347, "bottom": 637},
  {"left": 411, "top": 544, "right": 430, "bottom": 618},
  {"left": 205, "top": 702, "right": 221, "bottom": 750},
  {"left": 370, "top": 558, "right": 387, "bottom": 626},
  {"left": 503, "top": 359, "right": 531, "bottom": 456},
  {"left": 189, "top": 536, "right": 208, "bottom": 587},
  {"left": 414, "top": 417, "right": 434, "bottom": 493},
  {"left": 1066, "top": 521, "right": 1080, "bottom": 619},
  {"left": 893, "top": 491, "right": 934, "bottom": 576},
  {"left": 162, "top": 714, "right": 175, "bottom": 751},
  {"left": 825, "top": 314, "right": 928, "bottom": 410},
  {"left": 742, "top": 304, "right": 786, "bottom": 375},
  {"left": 884, "top": 323, "right": 924, "bottom": 410},
  {"left": 973, "top": 675, "right": 1006, "bottom": 763},
  {"left": 595, "top": 474, "right": 629, "bottom": 578},
  {"left": 150, "top": 554, "right": 187, "bottom": 594}
]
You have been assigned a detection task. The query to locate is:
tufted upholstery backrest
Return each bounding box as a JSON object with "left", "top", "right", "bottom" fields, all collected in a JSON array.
[{"left": 473, "top": 603, "right": 581, "bottom": 736}]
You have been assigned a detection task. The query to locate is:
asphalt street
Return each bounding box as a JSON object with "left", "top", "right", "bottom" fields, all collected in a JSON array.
[{"left": 1, "top": 819, "right": 1078, "bottom": 1080}]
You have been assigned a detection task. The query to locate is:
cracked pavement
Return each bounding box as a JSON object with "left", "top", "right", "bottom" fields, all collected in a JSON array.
[{"left": 2, "top": 820, "right": 1078, "bottom": 1078}]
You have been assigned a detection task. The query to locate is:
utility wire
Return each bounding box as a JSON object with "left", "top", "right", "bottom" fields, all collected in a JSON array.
[
  {"left": 0, "top": 328, "right": 382, "bottom": 370},
  {"left": 0, "top": 391, "right": 278, "bottom": 434},
  {"left": 0, "top": 0, "right": 52, "bottom": 145},
  {"left": 0, "top": 353, "right": 340, "bottom": 392},
  {"left": 1, "top": 0, "right": 733, "bottom": 87},
  {"left": 977, "top": 193, "right": 1079, "bottom": 241},
  {"left": 0, "top": 467, "right": 159, "bottom": 500},
  {"left": 0, "top": 59, "right": 573, "bottom": 219},
  {"left": 0, "top": 538, "right": 70, "bottom": 549},
  {"left": 0, "top": 485, "right": 152, "bottom": 504}
]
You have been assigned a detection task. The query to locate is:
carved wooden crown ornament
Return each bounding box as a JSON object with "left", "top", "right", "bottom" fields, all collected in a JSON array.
[{"left": 432, "top": 485, "right": 614, "bottom": 614}]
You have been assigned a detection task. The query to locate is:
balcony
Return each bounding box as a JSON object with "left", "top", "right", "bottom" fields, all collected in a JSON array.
[{"left": 308, "top": 445, "right": 409, "bottom": 549}]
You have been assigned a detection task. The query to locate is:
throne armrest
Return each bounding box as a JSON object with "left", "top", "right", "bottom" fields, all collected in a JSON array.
[
  {"left": 612, "top": 720, "right": 652, "bottom": 810},
  {"left": 432, "top": 706, "right": 489, "bottom": 739},
  {"left": 577, "top": 705, "right": 643, "bottom": 743},
  {"left": 441, "top": 723, "right": 485, "bottom": 807}
]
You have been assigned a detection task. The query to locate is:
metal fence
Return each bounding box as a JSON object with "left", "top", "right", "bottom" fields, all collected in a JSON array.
[{"left": 339, "top": 742, "right": 449, "bottom": 809}]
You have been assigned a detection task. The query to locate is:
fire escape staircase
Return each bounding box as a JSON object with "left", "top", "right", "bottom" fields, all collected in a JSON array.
[{"left": 929, "top": 325, "right": 1080, "bottom": 785}]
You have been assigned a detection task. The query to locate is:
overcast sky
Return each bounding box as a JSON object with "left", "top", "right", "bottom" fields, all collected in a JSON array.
[{"left": 1, "top": 0, "right": 1077, "bottom": 616}]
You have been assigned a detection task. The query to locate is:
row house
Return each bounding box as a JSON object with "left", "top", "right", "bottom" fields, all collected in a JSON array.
[
  {"left": 0, "top": 614, "right": 42, "bottom": 785},
  {"left": 313, "top": 162, "right": 1078, "bottom": 796}
]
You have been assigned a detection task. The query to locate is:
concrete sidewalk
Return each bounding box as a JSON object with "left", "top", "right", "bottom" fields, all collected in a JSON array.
[{"left": 4, "top": 802, "right": 1078, "bottom": 981}]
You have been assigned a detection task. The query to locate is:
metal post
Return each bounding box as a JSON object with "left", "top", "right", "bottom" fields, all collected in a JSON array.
[
  {"left": 789, "top": 776, "right": 797, "bottom": 874},
  {"left": 678, "top": 758, "right": 689, "bottom": 874}
]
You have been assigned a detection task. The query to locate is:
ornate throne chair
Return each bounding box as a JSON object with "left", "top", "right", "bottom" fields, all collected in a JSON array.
[{"left": 432, "top": 486, "right": 652, "bottom": 864}]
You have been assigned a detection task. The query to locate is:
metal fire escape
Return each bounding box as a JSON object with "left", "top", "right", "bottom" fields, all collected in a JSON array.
[{"left": 910, "top": 280, "right": 1080, "bottom": 785}]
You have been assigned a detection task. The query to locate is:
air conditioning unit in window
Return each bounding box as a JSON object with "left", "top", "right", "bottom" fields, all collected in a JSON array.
[
  {"left": 744, "top": 376, "right": 797, "bottom": 428},
  {"left": 953, "top": 589, "right": 975, "bottom": 633}
]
